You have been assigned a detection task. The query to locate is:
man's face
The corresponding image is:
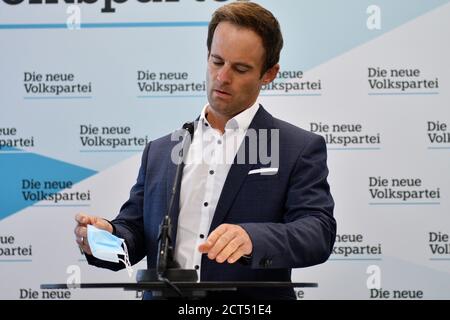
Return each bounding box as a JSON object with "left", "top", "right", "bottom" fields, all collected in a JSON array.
[{"left": 206, "top": 22, "right": 278, "bottom": 119}]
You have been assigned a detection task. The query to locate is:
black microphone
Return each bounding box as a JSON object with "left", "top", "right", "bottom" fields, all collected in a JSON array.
[
  {"left": 183, "top": 122, "right": 195, "bottom": 141},
  {"left": 156, "top": 122, "right": 194, "bottom": 278},
  {"left": 137, "top": 122, "right": 198, "bottom": 285}
]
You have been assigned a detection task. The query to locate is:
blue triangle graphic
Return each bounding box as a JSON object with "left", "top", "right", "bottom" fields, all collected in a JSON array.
[{"left": 0, "top": 151, "right": 97, "bottom": 220}]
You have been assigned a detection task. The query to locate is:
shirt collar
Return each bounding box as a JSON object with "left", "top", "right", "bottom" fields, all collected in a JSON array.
[{"left": 200, "top": 101, "right": 260, "bottom": 131}]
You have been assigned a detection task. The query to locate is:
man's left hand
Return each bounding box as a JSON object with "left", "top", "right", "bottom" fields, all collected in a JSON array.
[{"left": 198, "top": 224, "right": 252, "bottom": 264}]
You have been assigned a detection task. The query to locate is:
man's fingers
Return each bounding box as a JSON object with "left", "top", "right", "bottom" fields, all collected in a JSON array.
[
  {"left": 199, "top": 224, "right": 228, "bottom": 253},
  {"left": 199, "top": 224, "right": 253, "bottom": 264},
  {"left": 207, "top": 230, "right": 233, "bottom": 260},
  {"left": 198, "top": 243, "right": 209, "bottom": 253},
  {"left": 74, "top": 213, "right": 113, "bottom": 256},
  {"left": 75, "top": 236, "right": 84, "bottom": 246},
  {"left": 94, "top": 218, "right": 113, "bottom": 233},
  {"left": 75, "top": 230, "right": 92, "bottom": 255},
  {"left": 74, "top": 213, "right": 98, "bottom": 256},
  {"left": 215, "top": 237, "right": 243, "bottom": 263},
  {"left": 77, "top": 214, "right": 112, "bottom": 233},
  {"left": 206, "top": 224, "right": 228, "bottom": 245},
  {"left": 74, "top": 225, "right": 87, "bottom": 239},
  {"left": 78, "top": 241, "right": 92, "bottom": 255},
  {"left": 75, "top": 212, "right": 92, "bottom": 225},
  {"left": 207, "top": 236, "right": 229, "bottom": 260},
  {"left": 75, "top": 213, "right": 87, "bottom": 225},
  {"left": 227, "top": 248, "right": 246, "bottom": 264}
]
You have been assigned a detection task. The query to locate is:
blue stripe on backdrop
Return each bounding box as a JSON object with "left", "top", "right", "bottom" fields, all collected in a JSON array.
[{"left": 0, "top": 22, "right": 209, "bottom": 30}]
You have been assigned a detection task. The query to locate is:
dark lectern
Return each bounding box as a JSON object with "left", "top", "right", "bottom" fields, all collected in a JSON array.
[{"left": 41, "top": 278, "right": 317, "bottom": 299}]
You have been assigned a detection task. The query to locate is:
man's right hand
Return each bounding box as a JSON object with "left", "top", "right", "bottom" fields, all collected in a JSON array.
[{"left": 74, "top": 213, "right": 113, "bottom": 255}]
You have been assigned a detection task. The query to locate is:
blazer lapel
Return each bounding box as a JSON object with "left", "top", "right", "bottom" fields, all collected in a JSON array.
[{"left": 209, "top": 106, "right": 274, "bottom": 232}]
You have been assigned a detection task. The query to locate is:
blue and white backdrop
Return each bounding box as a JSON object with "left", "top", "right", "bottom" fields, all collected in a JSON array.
[{"left": 1, "top": 0, "right": 449, "bottom": 299}]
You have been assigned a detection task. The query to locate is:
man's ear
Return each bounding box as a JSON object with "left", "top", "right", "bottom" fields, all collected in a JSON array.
[{"left": 261, "top": 64, "right": 280, "bottom": 85}]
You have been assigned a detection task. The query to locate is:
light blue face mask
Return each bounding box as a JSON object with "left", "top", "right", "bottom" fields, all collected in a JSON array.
[{"left": 87, "top": 224, "right": 133, "bottom": 277}]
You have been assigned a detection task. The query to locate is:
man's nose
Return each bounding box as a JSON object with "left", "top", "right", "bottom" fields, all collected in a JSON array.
[{"left": 217, "top": 65, "right": 232, "bottom": 84}]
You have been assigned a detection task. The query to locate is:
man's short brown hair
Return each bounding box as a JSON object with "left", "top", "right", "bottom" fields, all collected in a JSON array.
[{"left": 207, "top": 1, "right": 284, "bottom": 76}]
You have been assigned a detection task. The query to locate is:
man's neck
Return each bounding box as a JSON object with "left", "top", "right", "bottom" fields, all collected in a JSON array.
[
  {"left": 205, "top": 108, "right": 229, "bottom": 134},
  {"left": 205, "top": 104, "right": 254, "bottom": 134}
]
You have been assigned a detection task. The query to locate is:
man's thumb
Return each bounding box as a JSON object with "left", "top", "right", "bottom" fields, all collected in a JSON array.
[{"left": 93, "top": 218, "right": 112, "bottom": 233}]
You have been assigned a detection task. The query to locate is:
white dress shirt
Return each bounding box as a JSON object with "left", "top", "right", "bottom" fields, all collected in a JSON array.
[{"left": 174, "top": 101, "right": 260, "bottom": 279}]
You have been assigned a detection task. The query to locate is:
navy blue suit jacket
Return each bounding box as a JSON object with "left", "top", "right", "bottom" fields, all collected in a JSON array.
[{"left": 87, "top": 106, "right": 336, "bottom": 300}]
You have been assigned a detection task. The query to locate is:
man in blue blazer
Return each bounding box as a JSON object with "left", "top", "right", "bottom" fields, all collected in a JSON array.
[{"left": 75, "top": 2, "right": 336, "bottom": 300}]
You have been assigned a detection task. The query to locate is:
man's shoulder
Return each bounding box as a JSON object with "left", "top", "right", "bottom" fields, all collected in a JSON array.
[
  {"left": 152, "top": 132, "right": 174, "bottom": 144},
  {"left": 143, "top": 131, "right": 177, "bottom": 155}
]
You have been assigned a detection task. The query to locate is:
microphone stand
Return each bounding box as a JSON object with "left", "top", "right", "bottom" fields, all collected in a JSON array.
[{"left": 137, "top": 123, "right": 198, "bottom": 289}]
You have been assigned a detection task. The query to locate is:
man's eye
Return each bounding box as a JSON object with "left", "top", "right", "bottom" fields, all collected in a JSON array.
[
  {"left": 212, "top": 60, "right": 223, "bottom": 65},
  {"left": 236, "top": 68, "right": 248, "bottom": 74}
]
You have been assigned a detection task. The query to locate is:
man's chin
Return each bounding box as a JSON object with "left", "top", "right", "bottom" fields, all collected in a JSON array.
[
  {"left": 208, "top": 102, "right": 236, "bottom": 116},
  {"left": 209, "top": 103, "right": 228, "bottom": 113}
]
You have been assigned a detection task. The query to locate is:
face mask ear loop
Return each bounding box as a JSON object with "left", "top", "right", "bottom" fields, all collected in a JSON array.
[{"left": 118, "top": 241, "right": 133, "bottom": 278}]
